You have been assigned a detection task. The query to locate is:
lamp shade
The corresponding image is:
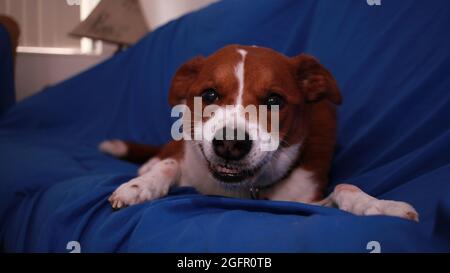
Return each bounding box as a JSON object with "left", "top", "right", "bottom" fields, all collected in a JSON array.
[{"left": 70, "top": 0, "right": 149, "bottom": 46}]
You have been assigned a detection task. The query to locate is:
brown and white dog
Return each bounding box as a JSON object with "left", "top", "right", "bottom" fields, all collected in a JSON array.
[{"left": 100, "top": 45, "right": 418, "bottom": 221}]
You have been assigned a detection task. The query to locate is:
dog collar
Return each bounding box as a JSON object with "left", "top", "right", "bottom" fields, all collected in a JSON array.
[
  {"left": 249, "top": 186, "right": 261, "bottom": 200},
  {"left": 249, "top": 184, "right": 274, "bottom": 200}
]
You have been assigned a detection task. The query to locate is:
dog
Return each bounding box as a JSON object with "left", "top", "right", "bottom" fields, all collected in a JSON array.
[{"left": 100, "top": 45, "right": 419, "bottom": 221}]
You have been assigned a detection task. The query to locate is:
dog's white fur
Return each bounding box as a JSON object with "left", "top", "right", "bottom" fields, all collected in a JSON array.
[
  {"left": 263, "top": 167, "right": 319, "bottom": 203},
  {"left": 235, "top": 49, "right": 247, "bottom": 106},
  {"left": 102, "top": 48, "right": 419, "bottom": 222},
  {"left": 109, "top": 158, "right": 179, "bottom": 207}
]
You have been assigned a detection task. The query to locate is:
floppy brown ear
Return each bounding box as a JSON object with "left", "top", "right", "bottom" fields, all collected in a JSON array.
[
  {"left": 168, "top": 56, "right": 205, "bottom": 106},
  {"left": 291, "top": 54, "right": 342, "bottom": 105}
]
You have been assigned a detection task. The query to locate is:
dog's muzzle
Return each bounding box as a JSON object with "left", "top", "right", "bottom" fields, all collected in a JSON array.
[
  {"left": 208, "top": 127, "right": 256, "bottom": 183},
  {"left": 212, "top": 127, "right": 252, "bottom": 161}
]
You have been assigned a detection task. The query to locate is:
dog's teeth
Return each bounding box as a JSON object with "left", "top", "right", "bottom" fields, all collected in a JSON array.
[{"left": 217, "top": 166, "right": 234, "bottom": 173}]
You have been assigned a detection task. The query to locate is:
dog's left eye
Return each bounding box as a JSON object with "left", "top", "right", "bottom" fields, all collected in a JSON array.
[
  {"left": 201, "top": 88, "right": 219, "bottom": 104},
  {"left": 265, "top": 94, "right": 285, "bottom": 110}
]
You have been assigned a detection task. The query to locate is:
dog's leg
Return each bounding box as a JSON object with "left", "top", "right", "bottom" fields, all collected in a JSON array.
[
  {"left": 99, "top": 140, "right": 161, "bottom": 164},
  {"left": 318, "top": 184, "right": 419, "bottom": 221},
  {"left": 100, "top": 140, "right": 128, "bottom": 158},
  {"left": 109, "top": 158, "right": 180, "bottom": 209},
  {"left": 138, "top": 158, "right": 161, "bottom": 176}
]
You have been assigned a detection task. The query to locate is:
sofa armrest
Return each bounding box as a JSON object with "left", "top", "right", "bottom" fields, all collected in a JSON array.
[{"left": 0, "top": 15, "right": 20, "bottom": 64}]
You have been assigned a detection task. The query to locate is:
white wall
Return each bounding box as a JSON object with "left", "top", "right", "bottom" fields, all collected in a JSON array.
[
  {"left": 140, "top": 0, "right": 216, "bottom": 29},
  {"left": 14, "top": 0, "right": 217, "bottom": 101},
  {"left": 15, "top": 44, "right": 116, "bottom": 100}
]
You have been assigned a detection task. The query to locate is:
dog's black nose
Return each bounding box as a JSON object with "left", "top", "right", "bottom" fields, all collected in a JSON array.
[{"left": 212, "top": 128, "right": 252, "bottom": 161}]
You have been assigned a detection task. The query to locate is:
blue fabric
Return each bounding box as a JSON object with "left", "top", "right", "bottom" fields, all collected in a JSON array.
[
  {"left": 0, "top": 25, "right": 16, "bottom": 116},
  {"left": 1, "top": 0, "right": 450, "bottom": 252}
]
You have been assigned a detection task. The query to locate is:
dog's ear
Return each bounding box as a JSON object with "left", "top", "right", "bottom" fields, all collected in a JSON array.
[
  {"left": 168, "top": 56, "right": 205, "bottom": 106},
  {"left": 291, "top": 54, "right": 342, "bottom": 105}
]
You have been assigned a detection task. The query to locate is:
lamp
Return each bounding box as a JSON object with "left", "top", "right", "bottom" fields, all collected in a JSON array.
[{"left": 70, "top": 0, "right": 149, "bottom": 52}]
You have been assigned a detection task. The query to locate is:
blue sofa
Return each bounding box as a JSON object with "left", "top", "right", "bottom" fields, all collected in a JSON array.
[
  {"left": 0, "top": 23, "right": 15, "bottom": 115},
  {"left": 1, "top": 0, "right": 449, "bottom": 252}
]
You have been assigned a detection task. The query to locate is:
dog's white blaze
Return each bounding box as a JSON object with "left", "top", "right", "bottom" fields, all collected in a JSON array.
[
  {"left": 235, "top": 49, "right": 247, "bottom": 106},
  {"left": 233, "top": 48, "right": 275, "bottom": 149}
]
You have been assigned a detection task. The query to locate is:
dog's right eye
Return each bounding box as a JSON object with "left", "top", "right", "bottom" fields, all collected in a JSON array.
[
  {"left": 201, "top": 88, "right": 219, "bottom": 104},
  {"left": 264, "top": 93, "right": 285, "bottom": 111}
]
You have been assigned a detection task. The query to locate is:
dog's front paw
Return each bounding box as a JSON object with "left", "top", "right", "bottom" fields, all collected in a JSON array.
[
  {"left": 108, "top": 177, "right": 170, "bottom": 210},
  {"left": 359, "top": 199, "right": 419, "bottom": 222},
  {"left": 333, "top": 184, "right": 419, "bottom": 222},
  {"left": 109, "top": 158, "right": 179, "bottom": 210}
]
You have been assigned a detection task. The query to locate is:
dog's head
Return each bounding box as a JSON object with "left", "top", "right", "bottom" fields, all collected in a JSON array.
[{"left": 169, "top": 45, "right": 341, "bottom": 189}]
